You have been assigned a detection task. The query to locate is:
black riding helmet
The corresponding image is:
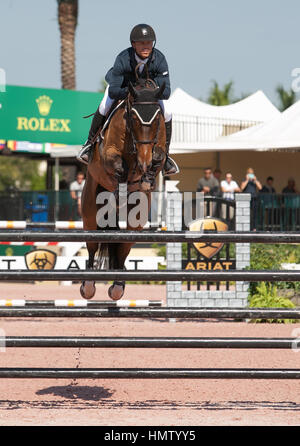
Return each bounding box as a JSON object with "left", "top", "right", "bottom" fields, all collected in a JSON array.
[{"left": 130, "top": 24, "right": 156, "bottom": 46}]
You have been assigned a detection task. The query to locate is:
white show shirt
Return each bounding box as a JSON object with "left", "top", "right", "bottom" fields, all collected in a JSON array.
[
  {"left": 221, "top": 180, "right": 239, "bottom": 200},
  {"left": 70, "top": 180, "right": 85, "bottom": 199},
  {"left": 134, "top": 53, "right": 149, "bottom": 73}
]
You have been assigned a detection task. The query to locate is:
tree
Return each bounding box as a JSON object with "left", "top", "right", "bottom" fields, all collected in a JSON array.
[
  {"left": 276, "top": 85, "right": 296, "bottom": 111},
  {"left": 207, "top": 80, "right": 235, "bottom": 105},
  {"left": 0, "top": 157, "right": 46, "bottom": 191},
  {"left": 57, "top": 0, "right": 78, "bottom": 90}
]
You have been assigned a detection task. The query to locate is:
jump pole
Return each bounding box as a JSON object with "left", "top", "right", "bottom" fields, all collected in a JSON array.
[
  {"left": 0, "top": 368, "right": 299, "bottom": 379},
  {"left": 0, "top": 230, "right": 300, "bottom": 243},
  {"left": 2, "top": 336, "right": 299, "bottom": 348},
  {"left": 0, "top": 307, "right": 299, "bottom": 318},
  {"left": 0, "top": 270, "right": 299, "bottom": 281}
]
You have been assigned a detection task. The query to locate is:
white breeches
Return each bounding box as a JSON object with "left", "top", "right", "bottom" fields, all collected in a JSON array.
[{"left": 99, "top": 85, "right": 172, "bottom": 122}]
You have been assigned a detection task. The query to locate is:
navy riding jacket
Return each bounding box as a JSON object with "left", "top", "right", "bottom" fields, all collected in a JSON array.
[{"left": 105, "top": 47, "right": 171, "bottom": 101}]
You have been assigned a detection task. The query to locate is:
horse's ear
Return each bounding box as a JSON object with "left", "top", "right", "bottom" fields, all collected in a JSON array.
[
  {"left": 128, "top": 82, "right": 137, "bottom": 99},
  {"left": 155, "top": 82, "right": 166, "bottom": 99}
]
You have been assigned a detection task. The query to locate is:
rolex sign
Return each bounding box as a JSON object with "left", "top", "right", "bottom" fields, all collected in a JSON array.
[{"left": 0, "top": 85, "right": 104, "bottom": 144}]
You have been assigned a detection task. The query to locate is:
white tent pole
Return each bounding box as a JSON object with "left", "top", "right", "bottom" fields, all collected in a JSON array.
[
  {"left": 157, "top": 171, "right": 163, "bottom": 227},
  {"left": 54, "top": 157, "right": 60, "bottom": 222},
  {"left": 54, "top": 157, "right": 59, "bottom": 191}
]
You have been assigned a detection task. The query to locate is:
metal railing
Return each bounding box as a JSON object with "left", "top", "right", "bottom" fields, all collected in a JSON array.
[
  {"left": 172, "top": 114, "right": 260, "bottom": 143},
  {"left": 0, "top": 191, "right": 299, "bottom": 232},
  {"left": 255, "top": 193, "right": 300, "bottom": 231}
]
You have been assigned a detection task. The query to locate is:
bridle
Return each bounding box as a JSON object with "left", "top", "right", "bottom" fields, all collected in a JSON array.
[{"left": 126, "top": 64, "right": 162, "bottom": 154}]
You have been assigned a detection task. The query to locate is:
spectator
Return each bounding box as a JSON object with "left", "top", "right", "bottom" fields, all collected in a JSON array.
[
  {"left": 261, "top": 176, "right": 276, "bottom": 193},
  {"left": 213, "top": 168, "right": 222, "bottom": 183},
  {"left": 220, "top": 172, "right": 240, "bottom": 220},
  {"left": 59, "top": 179, "right": 69, "bottom": 190},
  {"left": 282, "top": 178, "right": 298, "bottom": 194},
  {"left": 221, "top": 172, "right": 241, "bottom": 201},
  {"left": 197, "top": 167, "right": 219, "bottom": 196},
  {"left": 240, "top": 167, "right": 262, "bottom": 196},
  {"left": 240, "top": 167, "right": 262, "bottom": 230},
  {"left": 70, "top": 171, "right": 85, "bottom": 219}
]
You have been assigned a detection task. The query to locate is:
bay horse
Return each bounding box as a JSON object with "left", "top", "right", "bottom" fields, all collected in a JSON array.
[{"left": 80, "top": 74, "right": 167, "bottom": 300}]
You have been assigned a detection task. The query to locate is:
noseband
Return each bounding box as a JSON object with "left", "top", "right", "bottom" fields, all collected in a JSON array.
[{"left": 126, "top": 90, "right": 162, "bottom": 154}]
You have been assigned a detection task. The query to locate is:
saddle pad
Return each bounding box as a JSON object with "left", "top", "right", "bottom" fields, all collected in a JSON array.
[{"left": 100, "top": 100, "right": 125, "bottom": 139}]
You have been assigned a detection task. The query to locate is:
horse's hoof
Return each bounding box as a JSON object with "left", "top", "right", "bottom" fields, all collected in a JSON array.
[
  {"left": 140, "top": 181, "right": 152, "bottom": 191},
  {"left": 108, "top": 281, "right": 125, "bottom": 301},
  {"left": 80, "top": 281, "right": 96, "bottom": 300}
]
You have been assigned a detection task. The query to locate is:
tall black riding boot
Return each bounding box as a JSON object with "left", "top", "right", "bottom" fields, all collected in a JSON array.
[
  {"left": 77, "top": 108, "right": 106, "bottom": 165},
  {"left": 163, "top": 119, "right": 180, "bottom": 176}
]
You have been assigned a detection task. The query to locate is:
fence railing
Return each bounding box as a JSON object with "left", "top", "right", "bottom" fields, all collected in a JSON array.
[
  {"left": 172, "top": 114, "right": 260, "bottom": 143},
  {"left": 0, "top": 191, "right": 299, "bottom": 232},
  {"left": 255, "top": 193, "right": 300, "bottom": 231}
]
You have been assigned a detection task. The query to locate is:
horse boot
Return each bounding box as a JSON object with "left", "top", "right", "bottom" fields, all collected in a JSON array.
[
  {"left": 162, "top": 119, "right": 180, "bottom": 176},
  {"left": 77, "top": 108, "right": 106, "bottom": 165}
]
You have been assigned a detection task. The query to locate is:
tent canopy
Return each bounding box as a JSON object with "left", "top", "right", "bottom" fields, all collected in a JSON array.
[
  {"left": 168, "top": 88, "right": 280, "bottom": 122},
  {"left": 200, "top": 98, "right": 300, "bottom": 151}
]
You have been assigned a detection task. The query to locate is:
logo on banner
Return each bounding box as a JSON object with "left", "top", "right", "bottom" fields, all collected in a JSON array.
[
  {"left": 25, "top": 249, "right": 57, "bottom": 270},
  {"left": 36, "top": 95, "right": 53, "bottom": 116},
  {"left": 16, "top": 95, "right": 71, "bottom": 133},
  {"left": 189, "top": 217, "right": 228, "bottom": 259}
]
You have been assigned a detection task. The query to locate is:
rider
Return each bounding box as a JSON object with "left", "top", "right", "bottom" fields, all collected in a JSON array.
[{"left": 77, "top": 24, "right": 179, "bottom": 176}]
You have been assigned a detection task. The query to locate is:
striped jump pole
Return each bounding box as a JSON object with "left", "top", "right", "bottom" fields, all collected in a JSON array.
[
  {"left": 0, "top": 368, "right": 299, "bottom": 379},
  {"left": 0, "top": 307, "right": 299, "bottom": 319},
  {"left": 0, "top": 299, "right": 162, "bottom": 308},
  {"left": 0, "top": 221, "right": 83, "bottom": 230},
  {"left": 2, "top": 336, "right": 299, "bottom": 348}
]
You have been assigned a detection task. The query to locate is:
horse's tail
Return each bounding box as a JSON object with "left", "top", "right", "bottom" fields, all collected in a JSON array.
[
  {"left": 95, "top": 242, "right": 109, "bottom": 270},
  {"left": 95, "top": 224, "right": 119, "bottom": 270}
]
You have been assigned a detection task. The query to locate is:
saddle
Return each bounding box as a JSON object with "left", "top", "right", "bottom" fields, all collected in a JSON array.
[{"left": 100, "top": 99, "right": 125, "bottom": 140}]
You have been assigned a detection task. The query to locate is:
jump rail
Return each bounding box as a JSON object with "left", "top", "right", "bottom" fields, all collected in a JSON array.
[
  {"left": 0, "top": 368, "right": 299, "bottom": 379},
  {"left": 2, "top": 336, "right": 299, "bottom": 348},
  {"left": 0, "top": 300, "right": 162, "bottom": 308},
  {"left": 0, "top": 221, "right": 83, "bottom": 229},
  {"left": 0, "top": 307, "right": 299, "bottom": 318},
  {"left": 0, "top": 230, "right": 300, "bottom": 243},
  {"left": 0, "top": 270, "right": 299, "bottom": 282}
]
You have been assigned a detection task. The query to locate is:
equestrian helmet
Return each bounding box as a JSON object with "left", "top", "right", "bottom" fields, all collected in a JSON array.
[{"left": 130, "top": 24, "right": 156, "bottom": 43}]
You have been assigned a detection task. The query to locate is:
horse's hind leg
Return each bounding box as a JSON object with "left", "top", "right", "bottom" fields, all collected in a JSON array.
[
  {"left": 108, "top": 242, "right": 134, "bottom": 301},
  {"left": 80, "top": 172, "right": 98, "bottom": 299}
]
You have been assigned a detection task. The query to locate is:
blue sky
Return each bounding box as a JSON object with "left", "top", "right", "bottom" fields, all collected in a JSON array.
[{"left": 1, "top": 0, "right": 299, "bottom": 107}]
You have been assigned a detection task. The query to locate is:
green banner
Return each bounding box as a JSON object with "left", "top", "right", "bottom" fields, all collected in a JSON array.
[{"left": 0, "top": 85, "right": 104, "bottom": 145}]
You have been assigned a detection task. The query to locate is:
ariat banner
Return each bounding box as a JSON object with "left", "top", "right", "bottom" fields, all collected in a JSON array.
[
  {"left": 0, "top": 85, "right": 103, "bottom": 144},
  {"left": 189, "top": 217, "right": 229, "bottom": 259},
  {"left": 25, "top": 249, "right": 57, "bottom": 270}
]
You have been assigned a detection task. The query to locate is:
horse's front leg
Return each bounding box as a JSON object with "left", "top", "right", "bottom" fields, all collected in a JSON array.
[
  {"left": 140, "top": 146, "right": 165, "bottom": 191},
  {"left": 108, "top": 242, "right": 134, "bottom": 301},
  {"left": 80, "top": 172, "right": 97, "bottom": 299},
  {"left": 80, "top": 246, "right": 97, "bottom": 299}
]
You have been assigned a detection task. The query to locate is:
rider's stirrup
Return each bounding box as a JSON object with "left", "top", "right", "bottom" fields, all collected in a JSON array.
[
  {"left": 77, "top": 140, "right": 92, "bottom": 165},
  {"left": 77, "top": 110, "right": 106, "bottom": 165},
  {"left": 163, "top": 156, "right": 180, "bottom": 176}
]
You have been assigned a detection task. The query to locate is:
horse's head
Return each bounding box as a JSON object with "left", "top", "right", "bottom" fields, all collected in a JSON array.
[{"left": 127, "top": 78, "right": 166, "bottom": 174}]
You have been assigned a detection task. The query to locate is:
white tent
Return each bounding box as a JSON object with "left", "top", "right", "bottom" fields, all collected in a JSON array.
[
  {"left": 197, "top": 98, "right": 300, "bottom": 151},
  {"left": 169, "top": 88, "right": 280, "bottom": 153},
  {"left": 168, "top": 88, "right": 280, "bottom": 121}
]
